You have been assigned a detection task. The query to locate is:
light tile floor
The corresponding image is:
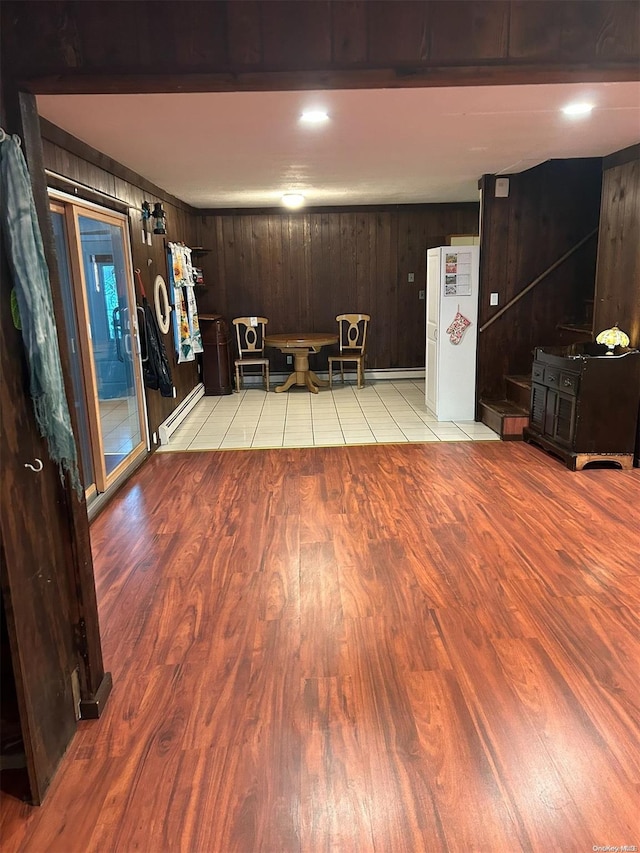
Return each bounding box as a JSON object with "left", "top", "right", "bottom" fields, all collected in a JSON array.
[
  {"left": 158, "top": 379, "right": 500, "bottom": 452},
  {"left": 100, "top": 398, "right": 141, "bottom": 454}
]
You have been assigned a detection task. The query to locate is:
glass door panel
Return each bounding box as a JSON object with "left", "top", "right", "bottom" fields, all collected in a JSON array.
[
  {"left": 76, "top": 214, "right": 144, "bottom": 479},
  {"left": 50, "top": 206, "right": 95, "bottom": 493},
  {"left": 49, "top": 191, "right": 148, "bottom": 499}
]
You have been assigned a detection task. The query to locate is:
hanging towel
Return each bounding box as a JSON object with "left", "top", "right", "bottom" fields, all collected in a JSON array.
[
  {"left": 168, "top": 242, "right": 203, "bottom": 363},
  {"left": 0, "top": 133, "right": 82, "bottom": 497}
]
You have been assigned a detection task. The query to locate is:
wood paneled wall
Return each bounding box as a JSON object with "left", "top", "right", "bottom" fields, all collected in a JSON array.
[
  {"left": 592, "top": 145, "right": 640, "bottom": 466},
  {"left": 40, "top": 122, "right": 200, "bottom": 441},
  {"left": 477, "top": 159, "right": 603, "bottom": 402},
  {"left": 3, "top": 1, "right": 638, "bottom": 93},
  {"left": 195, "top": 205, "right": 479, "bottom": 371},
  {"left": 593, "top": 146, "right": 640, "bottom": 347}
]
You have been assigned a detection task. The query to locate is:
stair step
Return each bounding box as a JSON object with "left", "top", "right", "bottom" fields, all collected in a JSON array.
[
  {"left": 479, "top": 399, "right": 529, "bottom": 441},
  {"left": 556, "top": 323, "right": 593, "bottom": 335},
  {"left": 504, "top": 374, "right": 532, "bottom": 409},
  {"left": 504, "top": 374, "right": 531, "bottom": 388}
]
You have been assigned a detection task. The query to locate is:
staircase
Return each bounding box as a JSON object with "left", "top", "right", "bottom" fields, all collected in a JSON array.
[
  {"left": 479, "top": 301, "right": 595, "bottom": 440},
  {"left": 556, "top": 297, "right": 594, "bottom": 340},
  {"left": 477, "top": 231, "right": 598, "bottom": 441},
  {"left": 479, "top": 375, "right": 531, "bottom": 440}
]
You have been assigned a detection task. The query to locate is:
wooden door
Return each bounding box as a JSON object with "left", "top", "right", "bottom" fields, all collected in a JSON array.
[
  {"left": 0, "top": 89, "right": 111, "bottom": 806},
  {"left": 0, "top": 251, "right": 79, "bottom": 804}
]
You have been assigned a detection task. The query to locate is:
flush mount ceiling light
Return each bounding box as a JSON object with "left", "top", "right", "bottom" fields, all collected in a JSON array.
[
  {"left": 562, "top": 102, "right": 594, "bottom": 117},
  {"left": 282, "top": 193, "right": 306, "bottom": 209},
  {"left": 300, "top": 110, "right": 329, "bottom": 124}
]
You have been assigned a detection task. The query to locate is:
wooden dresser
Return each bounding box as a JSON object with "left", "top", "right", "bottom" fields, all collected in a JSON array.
[{"left": 523, "top": 344, "right": 640, "bottom": 470}]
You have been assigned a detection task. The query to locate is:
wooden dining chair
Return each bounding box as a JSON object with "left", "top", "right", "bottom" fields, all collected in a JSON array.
[
  {"left": 328, "top": 313, "right": 370, "bottom": 389},
  {"left": 232, "top": 317, "right": 270, "bottom": 391}
]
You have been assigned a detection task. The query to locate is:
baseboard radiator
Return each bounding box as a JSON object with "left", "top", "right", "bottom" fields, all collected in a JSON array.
[
  {"left": 158, "top": 383, "right": 205, "bottom": 445},
  {"left": 241, "top": 367, "right": 426, "bottom": 387}
]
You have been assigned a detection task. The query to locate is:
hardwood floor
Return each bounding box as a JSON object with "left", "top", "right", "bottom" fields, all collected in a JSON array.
[{"left": 2, "top": 442, "right": 639, "bottom": 852}]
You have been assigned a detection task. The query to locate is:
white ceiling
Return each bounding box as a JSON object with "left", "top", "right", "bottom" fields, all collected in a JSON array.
[{"left": 37, "top": 82, "right": 640, "bottom": 210}]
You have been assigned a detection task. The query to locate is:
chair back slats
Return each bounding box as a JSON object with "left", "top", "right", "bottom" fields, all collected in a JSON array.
[
  {"left": 233, "top": 317, "right": 268, "bottom": 357},
  {"left": 336, "top": 313, "right": 370, "bottom": 354},
  {"left": 231, "top": 316, "right": 270, "bottom": 391}
]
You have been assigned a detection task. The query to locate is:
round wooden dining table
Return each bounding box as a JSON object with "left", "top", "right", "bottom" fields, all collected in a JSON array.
[{"left": 264, "top": 332, "right": 338, "bottom": 393}]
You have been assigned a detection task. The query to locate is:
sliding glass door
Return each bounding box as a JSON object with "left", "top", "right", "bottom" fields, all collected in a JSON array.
[{"left": 50, "top": 194, "right": 147, "bottom": 496}]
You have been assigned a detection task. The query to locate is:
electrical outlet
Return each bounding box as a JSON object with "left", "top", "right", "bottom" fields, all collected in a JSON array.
[
  {"left": 287, "top": 355, "right": 293, "bottom": 364},
  {"left": 408, "top": 272, "right": 415, "bottom": 283},
  {"left": 490, "top": 292, "right": 499, "bottom": 306},
  {"left": 419, "top": 290, "right": 425, "bottom": 300},
  {"left": 152, "top": 432, "right": 158, "bottom": 444}
]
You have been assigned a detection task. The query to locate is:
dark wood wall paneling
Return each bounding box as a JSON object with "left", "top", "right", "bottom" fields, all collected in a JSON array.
[
  {"left": 593, "top": 145, "right": 640, "bottom": 346},
  {"left": 2, "top": 1, "right": 638, "bottom": 92},
  {"left": 195, "top": 205, "right": 479, "bottom": 372},
  {"left": 40, "top": 122, "right": 200, "bottom": 441},
  {"left": 477, "top": 160, "right": 603, "bottom": 402},
  {"left": 592, "top": 145, "right": 640, "bottom": 466}
]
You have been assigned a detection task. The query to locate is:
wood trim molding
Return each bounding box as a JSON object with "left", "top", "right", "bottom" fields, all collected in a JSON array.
[
  {"left": 18, "top": 63, "right": 640, "bottom": 97},
  {"left": 198, "top": 201, "right": 480, "bottom": 217},
  {"left": 603, "top": 143, "right": 640, "bottom": 171},
  {"left": 47, "top": 171, "right": 132, "bottom": 213}
]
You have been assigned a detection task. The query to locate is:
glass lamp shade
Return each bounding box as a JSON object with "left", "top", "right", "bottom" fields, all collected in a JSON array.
[{"left": 596, "top": 326, "right": 630, "bottom": 353}]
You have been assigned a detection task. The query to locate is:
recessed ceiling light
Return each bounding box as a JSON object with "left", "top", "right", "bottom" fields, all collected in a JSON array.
[
  {"left": 282, "top": 193, "right": 305, "bottom": 209},
  {"left": 562, "top": 102, "right": 594, "bottom": 117},
  {"left": 300, "top": 110, "right": 329, "bottom": 124}
]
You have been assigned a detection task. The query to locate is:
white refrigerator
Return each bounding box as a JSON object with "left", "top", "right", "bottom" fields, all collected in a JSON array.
[{"left": 425, "top": 245, "right": 480, "bottom": 421}]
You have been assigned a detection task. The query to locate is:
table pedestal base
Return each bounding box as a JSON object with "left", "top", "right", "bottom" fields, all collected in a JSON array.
[{"left": 274, "top": 350, "right": 329, "bottom": 394}]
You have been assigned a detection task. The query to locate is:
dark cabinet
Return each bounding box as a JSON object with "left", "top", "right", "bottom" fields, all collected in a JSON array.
[
  {"left": 524, "top": 345, "right": 640, "bottom": 470},
  {"left": 199, "top": 314, "right": 233, "bottom": 395}
]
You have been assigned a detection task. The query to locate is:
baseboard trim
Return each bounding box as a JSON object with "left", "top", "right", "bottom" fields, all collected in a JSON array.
[
  {"left": 158, "top": 383, "right": 205, "bottom": 444},
  {"left": 239, "top": 367, "right": 426, "bottom": 387}
]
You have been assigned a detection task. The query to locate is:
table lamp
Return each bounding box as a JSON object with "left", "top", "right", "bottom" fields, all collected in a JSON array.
[{"left": 596, "top": 325, "right": 630, "bottom": 355}]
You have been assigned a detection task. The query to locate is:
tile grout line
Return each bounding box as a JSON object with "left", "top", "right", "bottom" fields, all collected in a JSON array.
[{"left": 164, "top": 380, "right": 498, "bottom": 451}]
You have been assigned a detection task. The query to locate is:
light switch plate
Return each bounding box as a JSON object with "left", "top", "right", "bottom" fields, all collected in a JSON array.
[
  {"left": 408, "top": 272, "right": 415, "bottom": 282},
  {"left": 419, "top": 290, "right": 425, "bottom": 300},
  {"left": 490, "top": 292, "right": 499, "bottom": 306}
]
